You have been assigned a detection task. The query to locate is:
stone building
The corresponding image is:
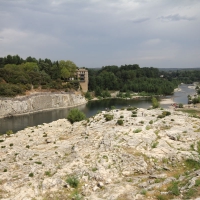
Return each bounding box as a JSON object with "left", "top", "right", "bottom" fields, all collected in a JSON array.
[{"left": 76, "top": 68, "right": 88, "bottom": 92}]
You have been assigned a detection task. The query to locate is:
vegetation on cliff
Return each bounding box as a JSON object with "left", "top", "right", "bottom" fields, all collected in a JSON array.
[{"left": 0, "top": 55, "right": 80, "bottom": 96}]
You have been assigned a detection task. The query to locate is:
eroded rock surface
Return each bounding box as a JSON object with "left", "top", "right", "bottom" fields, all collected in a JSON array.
[
  {"left": 0, "top": 92, "right": 86, "bottom": 118},
  {"left": 0, "top": 108, "right": 200, "bottom": 199}
]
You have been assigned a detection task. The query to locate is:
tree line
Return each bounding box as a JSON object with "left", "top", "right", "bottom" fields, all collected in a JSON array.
[
  {"left": 1, "top": 55, "right": 199, "bottom": 98},
  {"left": 0, "top": 55, "right": 79, "bottom": 96},
  {"left": 88, "top": 64, "right": 180, "bottom": 96}
]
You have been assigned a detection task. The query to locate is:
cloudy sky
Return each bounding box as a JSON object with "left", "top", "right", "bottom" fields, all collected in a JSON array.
[{"left": 0, "top": 0, "right": 200, "bottom": 68}]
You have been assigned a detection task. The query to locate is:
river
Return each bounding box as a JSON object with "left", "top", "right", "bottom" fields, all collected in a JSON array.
[{"left": 0, "top": 84, "right": 196, "bottom": 134}]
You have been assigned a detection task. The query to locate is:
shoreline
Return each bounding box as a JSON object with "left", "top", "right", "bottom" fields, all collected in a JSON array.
[{"left": 0, "top": 101, "right": 87, "bottom": 119}]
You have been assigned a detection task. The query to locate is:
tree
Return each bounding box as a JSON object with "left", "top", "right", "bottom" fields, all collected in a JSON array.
[
  {"left": 152, "top": 97, "right": 160, "bottom": 108},
  {"left": 85, "top": 91, "right": 92, "bottom": 100},
  {"left": 59, "top": 60, "right": 77, "bottom": 81},
  {"left": 67, "top": 108, "right": 86, "bottom": 124}
]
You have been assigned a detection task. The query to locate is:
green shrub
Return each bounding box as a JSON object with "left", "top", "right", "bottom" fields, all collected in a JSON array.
[
  {"left": 0, "top": 140, "right": 4, "bottom": 143},
  {"left": 117, "top": 119, "right": 123, "bottom": 126},
  {"left": 179, "top": 103, "right": 183, "bottom": 108},
  {"left": 127, "top": 106, "right": 137, "bottom": 111},
  {"left": 162, "top": 111, "right": 171, "bottom": 116},
  {"left": 3, "top": 169, "right": 7, "bottom": 172},
  {"left": 140, "top": 189, "right": 147, "bottom": 195},
  {"left": 157, "top": 111, "right": 171, "bottom": 119},
  {"left": 66, "top": 176, "right": 79, "bottom": 188},
  {"left": 45, "top": 171, "right": 51, "bottom": 176},
  {"left": 133, "top": 129, "right": 142, "bottom": 133},
  {"left": 157, "top": 115, "right": 165, "bottom": 118},
  {"left": 9, "top": 143, "right": 13, "bottom": 147},
  {"left": 29, "top": 172, "right": 34, "bottom": 177},
  {"left": 195, "top": 179, "right": 200, "bottom": 186},
  {"left": 35, "top": 161, "right": 42, "bottom": 165},
  {"left": 152, "top": 141, "right": 159, "bottom": 148},
  {"left": 120, "top": 115, "right": 124, "bottom": 118},
  {"left": 152, "top": 97, "right": 160, "bottom": 108},
  {"left": 104, "top": 114, "right": 113, "bottom": 121},
  {"left": 67, "top": 108, "right": 86, "bottom": 124},
  {"left": 131, "top": 114, "right": 137, "bottom": 117},
  {"left": 6, "top": 130, "right": 14, "bottom": 136},
  {"left": 149, "top": 120, "right": 153, "bottom": 124},
  {"left": 85, "top": 91, "right": 92, "bottom": 100},
  {"left": 146, "top": 125, "right": 151, "bottom": 130},
  {"left": 111, "top": 106, "right": 115, "bottom": 110}
]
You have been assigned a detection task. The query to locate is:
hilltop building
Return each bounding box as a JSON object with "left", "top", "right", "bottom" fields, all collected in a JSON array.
[{"left": 76, "top": 68, "right": 88, "bottom": 92}]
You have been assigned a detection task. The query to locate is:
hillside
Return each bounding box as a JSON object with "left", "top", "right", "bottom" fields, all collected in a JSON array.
[{"left": 1, "top": 108, "right": 200, "bottom": 199}]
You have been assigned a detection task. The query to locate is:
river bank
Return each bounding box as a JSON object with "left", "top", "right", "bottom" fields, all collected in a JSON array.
[
  {"left": 1, "top": 108, "right": 200, "bottom": 199},
  {"left": 0, "top": 92, "right": 87, "bottom": 119}
]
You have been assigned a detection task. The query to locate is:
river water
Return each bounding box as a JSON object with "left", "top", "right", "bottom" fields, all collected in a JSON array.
[{"left": 0, "top": 84, "right": 196, "bottom": 134}]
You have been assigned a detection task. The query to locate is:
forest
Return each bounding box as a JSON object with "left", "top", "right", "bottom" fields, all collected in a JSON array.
[
  {"left": 0, "top": 54, "right": 200, "bottom": 97},
  {"left": 0, "top": 55, "right": 79, "bottom": 96},
  {"left": 88, "top": 65, "right": 178, "bottom": 96}
]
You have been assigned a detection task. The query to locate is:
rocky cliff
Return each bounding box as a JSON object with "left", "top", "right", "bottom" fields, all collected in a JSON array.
[
  {"left": 0, "top": 108, "right": 200, "bottom": 199},
  {"left": 0, "top": 92, "right": 87, "bottom": 118}
]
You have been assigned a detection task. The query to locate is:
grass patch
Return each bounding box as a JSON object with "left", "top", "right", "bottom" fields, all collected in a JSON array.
[
  {"left": 180, "top": 109, "right": 200, "bottom": 117},
  {"left": 197, "top": 141, "right": 200, "bottom": 154},
  {"left": 66, "top": 176, "right": 79, "bottom": 188},
  {"left": 151, "top": 141, "right": 159, "bottom": 148},
  {"left": 45, "top": 171, "right": 51, "bottom": 176},
  {"left": 185, "top": 159, "right": 200, "bottom": 170},
  {"left": 167, "top": 181, "right": 180, "bottom": 196}
]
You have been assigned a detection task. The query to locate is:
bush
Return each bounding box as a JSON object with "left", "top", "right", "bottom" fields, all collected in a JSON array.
[
  {"left": 104, "top": 114, "right": 113, "bottom": 121},
  {"left": 117, "top": 119, "right": 123, "bottom": 125},
  {"left": 67, "top": 108, "right": 86, "bottom": 124},
  {"left": 6, "top": 130, "right": 14, "bottom": 136},
  {"left": 66, "top": 176, "right": 79, "bottom": 188},
  {"left": 149, "top": 120, "right": 153, "bottom": 124},
  {"left": 131, "top": 114, "right": 137, "bottom": 117},
  {"left": 29, "top": 172, "right": 34, "bottom": 177},
  {"left": 35, "top": 161, "right": 42, "bottom": 165},
  {"left": 152, "top": 97, "right": 160, "bottom": 108},
  {"left": 85, "top": 91, "right": 92, "bottom": 100},
  {"left": 127, "top": 106, "right": 137, "bottom": 111},
  {"left": 179, "top": 103, "right": 183, "bottom": 108}
]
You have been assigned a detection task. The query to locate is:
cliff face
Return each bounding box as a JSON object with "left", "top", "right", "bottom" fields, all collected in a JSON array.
[{"left": 0, "top": 93, "right": 87, "bottom": 118}]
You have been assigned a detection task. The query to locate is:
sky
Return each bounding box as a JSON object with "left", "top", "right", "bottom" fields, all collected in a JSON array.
[{"left": 0, "top": 0, "right": 200, "bottom": 68}]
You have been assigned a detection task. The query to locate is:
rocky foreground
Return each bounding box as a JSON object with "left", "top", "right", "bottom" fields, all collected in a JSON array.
[{"left": 1, "top": 108, "right": 200, "bottom": 200}]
